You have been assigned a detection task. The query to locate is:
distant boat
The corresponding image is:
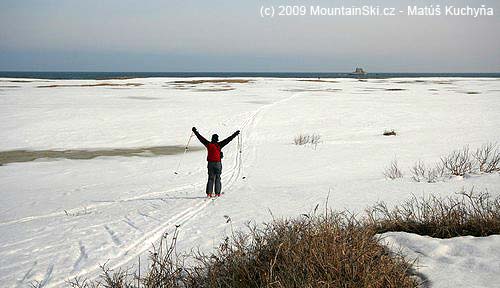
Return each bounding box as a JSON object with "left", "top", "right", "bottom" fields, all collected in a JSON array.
[{"left": 350, "top": 67, "right": 367, "bottom": 75}]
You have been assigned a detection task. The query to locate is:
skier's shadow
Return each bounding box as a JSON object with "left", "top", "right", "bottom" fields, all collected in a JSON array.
[{"left": 157, "top": 196, "right": 207, "bottom": 200}]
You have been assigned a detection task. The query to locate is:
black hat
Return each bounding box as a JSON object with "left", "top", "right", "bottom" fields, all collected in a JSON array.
[{"left": 211, "top": 134, "right": 219, "bottom": 142}]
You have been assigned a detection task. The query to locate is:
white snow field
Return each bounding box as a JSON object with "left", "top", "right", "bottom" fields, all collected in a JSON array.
[
  {"left": 380, "top": 232, "right": 500, "bottom": 288},
  {"left": 0, "top": 77, "right": 499, "bottom": 287}
]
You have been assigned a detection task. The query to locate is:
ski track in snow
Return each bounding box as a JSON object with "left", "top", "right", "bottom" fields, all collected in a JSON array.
[
  {"left": 104, "top": 225, "right": 122, "bottom": 246},
  {"left": 45, "top": 86, "right": 302, "bottom": 286},
  {"left": 17, "top": 261, "right": 37, "bottom": 287},
  {"left": 122, "top": 216, "right": 142, "bottom": 232},
  {"left": 72, "top": 241, "right": 88, "bottom": 272}
]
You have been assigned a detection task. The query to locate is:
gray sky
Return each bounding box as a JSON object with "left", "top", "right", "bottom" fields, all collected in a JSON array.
[{"left": 0, "top": 0, "right": 499, "bottom": 72}]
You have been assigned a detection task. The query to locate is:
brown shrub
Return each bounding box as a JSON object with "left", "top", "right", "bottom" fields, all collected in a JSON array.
[
  {"left": 366, "top": 189, "right": 500, "bottom": 238},
  {"left": 67, "top": 265, "right": 134, "bottom": 288},
  {"left": 69, "top": 214, "right": 417, "bottom": 288},
  {"left": 410, "top": 161, "right": 445, "bottom": 183},
  {"left": 293, "top": 134, "right": 321, "bottom": 149},
  {"left": 440, "top": 146, "right": 475, "bottom": 176},
  {"left": 383, "top": 130, "right": 397, "bottom": 136},
  {"left": 473, "top": 142, "right": 500, "bottom": 173},
  {"left": 189, "top": 214, "right": 416, "bottom": 288},
  {"left": 410, "top": 161, "right": 426, "bottom": 182},
  {"left": 383, "top": 159, "right": 404, "bottom": 180},
  {"left": 405, "top": 143, "right": 498, "bottom": 184}
]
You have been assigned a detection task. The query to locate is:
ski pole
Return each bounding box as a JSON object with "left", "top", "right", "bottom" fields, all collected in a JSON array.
[
  {"left": 174, "top": 131, "right": 194, "bottom": 175},
  {"left": 237, "top": 134, "right": 245, "bottom": 179}
]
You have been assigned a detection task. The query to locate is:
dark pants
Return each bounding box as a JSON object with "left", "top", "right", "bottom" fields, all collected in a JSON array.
[{"left": 206, "top": 161, "right": 222, "bottom": 195}]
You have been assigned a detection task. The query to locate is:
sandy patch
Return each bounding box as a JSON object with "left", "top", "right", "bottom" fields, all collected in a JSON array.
[
  {"left": 37, "top": 83, "right": 144, "bottom": 88},
  {"left": 170, "top": 79, "right": 251, "bottom": 84},
  {"left": 126, "top": 96, "right": 161, "bottom": 100},
  {"left": 165, "top": 79, "right": 248, "bottom": 92},
  {"left": 192, "top": 87, "right": 235, "bottom": 92},
  {"left": 0, "top": 146, "right": 204, "bottom": 165},
  {"left": 298, "top": 79, "right": 338, "bottom": 83},
  {"left": 282, "top": 88, "right": 342, "bottom": 92}
]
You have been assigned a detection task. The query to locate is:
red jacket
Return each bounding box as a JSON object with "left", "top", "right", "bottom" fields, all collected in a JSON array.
[
  {"left": 207, "top": 143, "right": 222, "bottom": 162},
  {"left": 193, "top": 130, "right": 238, "bottom": 162}
]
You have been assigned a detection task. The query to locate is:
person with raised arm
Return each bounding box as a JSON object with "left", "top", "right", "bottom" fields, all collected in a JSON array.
[{"left": 192, "top": 127, "right": 240, "bottom": 197}]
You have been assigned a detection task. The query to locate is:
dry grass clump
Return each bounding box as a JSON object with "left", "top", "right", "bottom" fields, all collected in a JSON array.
[
  {"left": 383, "top": 129, "right": 397, "bottom": 136},
  {"left": 366, "top": 189, "right": 500, "bottom": 238},
  {"left": 410, "top": 161, "right": 445, "bottom": 183},
  {"left": 388, "top": 143, "right": 499, "bottom": 183},
  {"left": 191, "top": 214, "right": 416, "bottom": 288},
  {"left": 440, "top": 146, "right": 475, "bottom": 176},
  {"left": 473, "top": 142, "right": 500, "bottom": 173},
  {"left": 383, "top": 159, "right": 404, "bottom": 180},
  {"left": 67, "top": 266, "right": 133, "bottom": 288},
  {"left": 293, "top": 133, "right": 321, "bottom": 148},
  {"left": 70, "top": 213, "right": 417, "bottom": 288},
  {"left": 440, "top": 143, "right": 500, "bottom": 175}
]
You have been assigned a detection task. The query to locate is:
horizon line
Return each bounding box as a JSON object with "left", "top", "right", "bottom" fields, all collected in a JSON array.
[{"left": 1, "top": 71, "right": 500, "bottom": 74}]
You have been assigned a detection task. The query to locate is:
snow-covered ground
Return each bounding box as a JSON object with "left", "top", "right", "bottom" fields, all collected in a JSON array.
[
  {"left": 380, "top": 232, "right": 500, "bottom": 288},
  {"left": 0, "top": 77, "right": 499, "bottom": 287}
]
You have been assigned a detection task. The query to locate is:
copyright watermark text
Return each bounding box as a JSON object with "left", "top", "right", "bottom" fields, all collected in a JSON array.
[{"left": 259, "top": 5, "right": 495, "bottom": 18}]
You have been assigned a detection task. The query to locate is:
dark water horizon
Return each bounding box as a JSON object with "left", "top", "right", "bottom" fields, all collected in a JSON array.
[{"left": 0, "top": 71, "right": 499, "bottom": 80}]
